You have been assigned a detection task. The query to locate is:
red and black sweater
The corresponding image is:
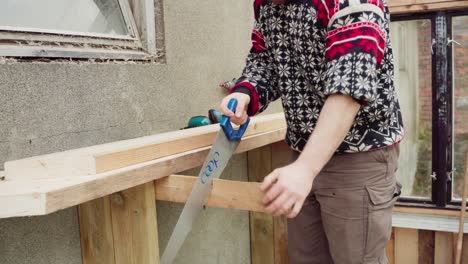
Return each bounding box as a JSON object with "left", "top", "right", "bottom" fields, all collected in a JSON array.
[{"left": 230, "top": 0, "right": 404, "bottom": 153}]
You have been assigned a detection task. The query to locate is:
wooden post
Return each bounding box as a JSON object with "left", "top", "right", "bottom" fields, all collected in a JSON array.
[
  {"left": 271, "top": 142, "right": 294, "bottom": 264},
  {"left": 395, "top": 228, "right": 419, "bottom": 264},
  {"left": 434, "top": 232, "right": 454, "bottom": 264},
  {"left": 248, "top": 145, "right": 275, "bottom": 264},
  {"left": 386, "top": 228, "right": 395, "bottom": 264},
  {"left": 79, "top": 182, "right": 160, "bottom": 264}
]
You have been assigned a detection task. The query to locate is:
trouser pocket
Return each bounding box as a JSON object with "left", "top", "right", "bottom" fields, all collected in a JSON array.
[{"left": 364, "top": 181, "right": 402, "bottom": 263}]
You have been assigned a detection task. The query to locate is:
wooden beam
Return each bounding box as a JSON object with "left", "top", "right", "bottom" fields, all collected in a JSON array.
[
  {"left": 0, "top": 127, "right": 286, "bottom": 218},
  {"left": 271, "top": 142, "right": 293, "bottom": 264},
  {"left": 154, "top": 175, "right": 264, "bottom": 212},
  {"left": 393, "top": 206, "right": 462, "bottom": 217},
  {"left": 79, "top": 197, "right": 116, "bottom": 264},
  {"left": 434, "top": 232, "right": 455, "bottom": 263},
  {"left": 390, "top": 0, "right": 462, "bottom": 6},
  {"left": 4, "top": 113, "right": 285, "bottom": 180},
  {"left": 395, "top": 228, "right": 419, "bottom": 264},
  {"left": 389, "top": 0, "right": 468, "bottom": 14},
  {"left": 79, "top": 182, "right": 159, "bottom": 264},
  {"left": 434, "top": 232, "right": 454, "bottom": 264},
  {"left": 248, "top": 146, "right": 275, "bottom": 264},
  {"left": 418, "top": 230, "right": 435, "bottom": 264},
  {"left": 386, "top": 229, "right": 395, "bottom": 264}
]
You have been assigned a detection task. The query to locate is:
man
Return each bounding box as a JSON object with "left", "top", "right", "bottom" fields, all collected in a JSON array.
[{"left": 220, "top": 0, "right": 404, "bottom": 263}]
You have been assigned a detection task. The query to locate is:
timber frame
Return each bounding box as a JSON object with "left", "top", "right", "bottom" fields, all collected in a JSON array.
[{"left": 2, "top": 112, "right": 468, "bottom": 263}]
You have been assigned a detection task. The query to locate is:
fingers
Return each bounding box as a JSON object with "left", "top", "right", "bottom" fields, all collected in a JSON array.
[
  {"left": 287, "top": 199, "right": 304, "bottom": 219},
  {"left": 260, "top": 169, "right": 279, "bottom": 192},
  {"left": 271, "top": 194, "right": 296, "bottom": 216},
  {"left": 235, "top": 101, "right": 244, "bottom": 118},
  {"left": 220, "top": 97, "right": 234, "bottom": 117},
  {"left": 262, "top": 180, "right": 284, "bottom": 205},
  {"left": 265, "top": 192, "right": 289, "bottom": 214},
  {"left": 220, "top": 96, "right": 249, "bottom": 125},
  {"left": 275, "top": 196, "right": 296, "bottom": 216},
  {"left": 230, "top": 111, "right": 248, "bottom": 125}
]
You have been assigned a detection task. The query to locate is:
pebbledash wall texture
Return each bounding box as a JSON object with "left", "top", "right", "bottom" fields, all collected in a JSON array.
[{"left": 0, "top": 1, "right": 282, "bottom": 264}]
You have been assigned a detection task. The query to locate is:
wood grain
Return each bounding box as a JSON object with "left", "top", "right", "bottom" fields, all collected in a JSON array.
[
  {"left": 110, "top": 182, "right": 159, "bottom": 264},
  {"left": 389, "top": 1, "right": 468, "bottom": 14},
  {"left": 434, "top": 232, "right": 454, "bottom": 264},
  {"left": 248, "top": 146, "right": 275, "bottom": 264},
  {"left": 154, "top": 175, "right": 264, "bottom": 212},
  {"left": 4, "top": 113, "right": 285, "bottom": 179},
  {"left": 271, "top": 142, "right": 293, "bottom": 264},
  {"left": 418, "top": 230, "right": 435, "bottom": 264},
  {"left": 395, "top": 228, "right": 419, "bottom": 264},
  {"left": 386, "top": 229, "right": 395, "bottom": 264},
  {"left": 79, "top": 197, "right": 116, "bottom": 264},
  {"left": 1, "top": 127, "right": 286, "bottom": 218},
  {"left": 79, "top": 183, "right": 159, "bottom": 264}
]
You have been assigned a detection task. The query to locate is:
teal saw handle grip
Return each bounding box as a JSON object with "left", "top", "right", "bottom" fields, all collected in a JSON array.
[{"left": 220, "top": 99, "right": 250, "bottom": 141}]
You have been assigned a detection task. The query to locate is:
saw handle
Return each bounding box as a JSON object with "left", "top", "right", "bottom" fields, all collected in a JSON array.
[{"left": 220, "top": 98, "right": 250, "bottom": 140}]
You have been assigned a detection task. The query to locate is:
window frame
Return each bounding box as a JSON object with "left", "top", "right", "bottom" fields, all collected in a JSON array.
[
  {"left": 391, "top": 10, "right": 468, "bottom": 208},
  {"left": 0, "top": 0, "right": 156, "bottom": 60}
]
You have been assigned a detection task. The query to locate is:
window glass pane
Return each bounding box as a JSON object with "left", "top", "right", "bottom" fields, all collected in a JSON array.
[
  {"left": 0, "top": 0, "right": 129, "bottom": 36},
  {"left": 453, "top": 16, "right": 468, "bottom": 199},
  {"left": 390, "top": 20, "right": 432, "bottom": 198}
]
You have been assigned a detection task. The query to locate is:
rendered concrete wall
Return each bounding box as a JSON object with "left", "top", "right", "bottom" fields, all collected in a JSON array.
[{"left": 0, "top": 1, "right": 282, "bottom": 263}]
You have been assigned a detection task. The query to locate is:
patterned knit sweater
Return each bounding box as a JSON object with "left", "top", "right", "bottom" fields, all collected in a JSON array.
[{"left": 230, "top": 0, "right": 404, "bottom": 153}]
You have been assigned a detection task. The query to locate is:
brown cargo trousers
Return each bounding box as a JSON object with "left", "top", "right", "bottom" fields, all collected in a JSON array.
[{"left": 288, "top": 145, "right": 401, "bottom": 264}]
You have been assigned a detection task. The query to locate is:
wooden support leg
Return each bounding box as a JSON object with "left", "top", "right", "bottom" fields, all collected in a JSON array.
[
  {"left": 386, "top": 228, "right": 395, "bottom": 264},
  {"left": 248, "top": 145, "right": 275, "bottom": 264},
  {"left": 434, "top": 232, "right": 454, "bottom": 264},
  {"left": 79, "top": 182, "right": 160, "bottom": 264},
  {"left": 271, "top": 142, "right": 294, "bottom": 264},
  {"left": 395, "top": 228, "right": 419, "bottom": 264}
]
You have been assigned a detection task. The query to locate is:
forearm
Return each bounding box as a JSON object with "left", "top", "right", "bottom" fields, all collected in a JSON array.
[{"left": 296, "top": 94, "right": 361, "bottom": 177}]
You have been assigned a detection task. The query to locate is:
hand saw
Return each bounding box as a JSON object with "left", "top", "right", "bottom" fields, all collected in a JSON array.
[{"left": 160, "top": 98, "right": 250, "bottom": 264}]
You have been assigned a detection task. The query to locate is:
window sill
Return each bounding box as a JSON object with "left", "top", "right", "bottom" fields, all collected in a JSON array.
[
  {"left": 0, "top": 44, "right": 157, "bottom": 61},
  {"left": 393, "top": 206, "right": 467, "bottom": 233}
]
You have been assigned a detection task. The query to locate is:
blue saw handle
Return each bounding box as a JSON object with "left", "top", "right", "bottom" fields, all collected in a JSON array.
[{"left": 220, "top": 98, "right": 250, "bottom": 141}]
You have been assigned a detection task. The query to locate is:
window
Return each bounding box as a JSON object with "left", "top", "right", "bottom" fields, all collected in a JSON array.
[
  {"left": 391, "top": 19, "right": 433, "bottom": 199},
  {"left": 0, "top": 0, "right": 156, "bottom": 60},
  {"left": 391, "top": 11, "right": 468, "bottom": 207},
  {"left": 453, "top": 16, "right": 468, "bottom": 200}
]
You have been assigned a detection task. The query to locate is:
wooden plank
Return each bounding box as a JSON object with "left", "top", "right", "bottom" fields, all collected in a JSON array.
[
  {"left": 154, "top": 175, "right": 264, "bottom": 212},
  {"left": 390, "top": 1, "right": 468, "bottom": 14},
  {"left": 393, "top": 206, "right": 462, "bottom": 217},
  {"left": 250, "top": 212, "right": 275, "bottom": 264},
  {"left": 0, "top": 127, "right": 285, "bottom": 218},
  {"left": 461, "top": 234, "right": 468, "bottom": 264},
  {"left": 79, "top": 183, "right": 159, "bottom": 264},
  {"left": 110, "top": 182, "right": 159, "bottom": 264},
  {"left": 389, "top": 0, "right": 461, "bottom": 6},
  {"left": 248, "top": 146, "right": 275, "bottom": 264},
  {"left": 4, "top": 113, "right": 285, "bottom": 179},
  {"left": 418, "top": 230, "right": 435, "bottom": 264},
  {"left": 79, "top": 197, "right": 116, "bottom": 264},
  {"left": 271, "top": 142, "right": 293, "bottom": 264},
  {"left": 434, "top": 232, "right": 454, "bottom": 264},
  {"left": 273, "top": 216, "right": 289, "bottom": 264},
  {"left": 395, "top": 228, "right": 419, "bottom": 264},
  {"left": 386, "top": 229, "right": 395, "bottom": 264}
]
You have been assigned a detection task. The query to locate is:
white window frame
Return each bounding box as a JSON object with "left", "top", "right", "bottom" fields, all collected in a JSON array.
[{"left": 0, "top": 0, "right": 156, "bottom": 60}]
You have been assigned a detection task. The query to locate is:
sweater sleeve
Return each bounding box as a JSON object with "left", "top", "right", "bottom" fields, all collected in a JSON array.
[
  {"left": 318, "top": 0, "right": 388, "bottom": 105},
  {"left": 230, "top": 0, "right": 280, "bottom": 116}
]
